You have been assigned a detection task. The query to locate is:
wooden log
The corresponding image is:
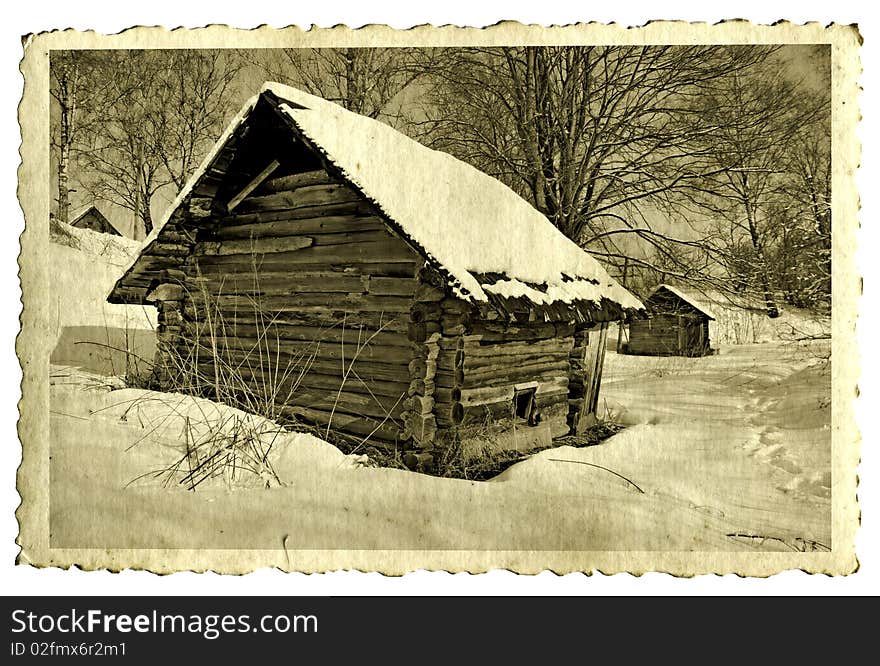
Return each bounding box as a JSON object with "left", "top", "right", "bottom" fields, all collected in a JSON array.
[
  {"left": 462, "top": 337, "right": 573, "bottom": 357},
  {"left": 188, "top": 196, "right": 215, "bottom": 221},
  {"left": 160, "top": 268, "right": 189, "bottom": 282},
  {"left": 460, "top": 364, "right": 569, "bottom": 389},
  {"left": 237, "top": 184, "right": 361, "bottom": 213},
  {"left": 403, "top": 395, "right": 434, "bottom": 416},
  {"left": 452, "top": 353, "right": 571, "bottom": 373},
  {"left": 410, "top": 302, "right": 441, "bottom": 323},
  {"left": 436, "top": 347, "right": 569, "bottom": 372},
  {"left": 195, "top": 353, "right": 411, "bottom": 383},
  {"left": 441, "top": 321, "right": 468, "bottom": 336},
  {"left": 195, "top": 236, "right": 314, "bottom": 256},
  {"left": 413, "top": 282, "right": 446, "bottom": 302},
  {"left": 147, "top": 283, "right": 186, "bottom": 302},
  {"left": 218, "top": 200, "right": 375, "bottom": 227},
  {"left": 181, "top": 321, "right": 412, "bottom": 348},
  {"left": 437, "top": 338, "right": 469, "bottom": 351},
  {"left": 150, "top": 242, "right": 192, "bottom": 257},
  {"left": 188, "top": 336, "right": 411, "bottom": 364},
  {"left": 468, "top": 322, "right": 574, "bottom": 342},
  {"left": 296, "top": 374, "right": 408, "bottom": 400},
  {"left": 182, "top": 306, "right": 408, "bottom": 332},
  {"left": 366, "top": 276, "right": 417, "bottom": 297},
  {"left": 436, "top": 349, "right": 464, "bottom": 369},
  {"left": 286, "top": 389, "right": 405, "bottom": 420},
  {"left": 433, "top": 368, "right": 465, "bottom": 389},
  {"left": 433, "top": 387, "right": 461, "bottom": 403},
  {"left": 418, "top": 265, "right": 448, "bottom": 290},
  {"left": 227, "top": 160, "right": 281, "bottom": 212},
  {"left": 408, "top": 358, "right": 427, "bottom": 376},
  {"left": 258, "top": 169, "right": 337, "bottom": 194},
  {"left": 192, "top": 261, "right": 417, "bottom": 281},
  {"left": 191, "top": 240, "right": 417, "bottom": 268},
  {"left": 406, "top": 322, "right": 441, "bottom": 343},
  {"left": 214, "top": 215, "right": 386, "bottom": 240},
  {"left": 434, "top": 401, "right": 464, "bottom": 426},
  {"left": 196, "top": 229, "right": 399, "bottom": 256},
  {"left": 189, "top": 269, "right": 397, "bottom": 290},
  {"left": 187, "top": 292, "right": 414, "bottom": 314},
  {"left": 402, "top": 414, "right": 438, "bottom": 446},
  {"left": 281, "top": 406, "right": 401, "bottom": 442},
  {"left": 462, "top": 401, "right": 513, "bottom": 425},
  {"left": 463, "top": 361, "right": 570, "bottom": 383},
  {"left": 459, "top": 385, "right": 514, "bottom": 407},
  {"left": 127, "top": 255, "right": 185, "bottom": 271},
  {"left": 535, "top": 391, "right": 570, "bottom": 409},
  {"left": 193, "top": 362, "right": 409, "bottom": 399},
  {"left": 158, "top": 230, "right": 197, "bottom": 245},
  {"left": 441, "top": 298, "right": 472, "bottom": 315},
  {"left": 190, "top": 272, "right": 368, "bottom": 294}
]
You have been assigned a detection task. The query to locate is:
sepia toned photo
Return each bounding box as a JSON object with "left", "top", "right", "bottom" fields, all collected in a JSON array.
[{"left": 16, "top": 22, "right": 861, "bottom": 575}]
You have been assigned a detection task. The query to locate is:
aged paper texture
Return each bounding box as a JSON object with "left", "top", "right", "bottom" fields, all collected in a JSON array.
[{"left": 17, "top": 21, "right": 861, "bottom": 575}]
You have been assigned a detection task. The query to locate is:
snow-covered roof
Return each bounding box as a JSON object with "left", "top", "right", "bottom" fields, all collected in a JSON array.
[
  {"left": 70, "top": 204, "right": 124, "bottom": 236},
  {"left": 110, "top": 83, "right": 643, "bottom": 318},
  {"left": 647, "top": 284, "right": 717, "bottom": 320},
  {"left": 267, "top": 83, "right": 641, "bottom": 313}
]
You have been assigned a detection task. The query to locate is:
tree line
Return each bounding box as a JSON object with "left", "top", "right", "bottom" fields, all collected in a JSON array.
[{"left": 50, "top": 45, "right": 831, "bottom": 315}]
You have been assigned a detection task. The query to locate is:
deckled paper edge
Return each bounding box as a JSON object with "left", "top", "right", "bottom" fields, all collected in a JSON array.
[{"left": 15, "top": 20, "right": 862, "bottom": 576}]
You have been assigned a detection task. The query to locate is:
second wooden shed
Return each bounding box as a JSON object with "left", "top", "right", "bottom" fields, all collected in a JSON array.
[
  {"left": 626, "top": 284, "right": 715, "bottom": 357},
  {"left": 70, "top": 205, "right": 124, "bottom": 237}
]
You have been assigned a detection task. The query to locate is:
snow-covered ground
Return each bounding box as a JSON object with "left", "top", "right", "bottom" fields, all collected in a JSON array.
[
  {"left": 49, "top": 228, "right": 156, "bottom": 375},
  {"left": 46, "top": 237, "right": 831, "bottom": 555},
  {"left": 48, "top": 344, "right": 831, "bottom": 552}
]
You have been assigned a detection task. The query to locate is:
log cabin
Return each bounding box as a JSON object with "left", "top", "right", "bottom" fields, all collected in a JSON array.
[
  {"left": 70, "top": 205, "right": 123, "bottom": 237},
  {"left": 108, "top": 83, "right": 643, "bottom": 459},
  {"left": 626, "top": 284, "right": 715, "bottom": 357}
]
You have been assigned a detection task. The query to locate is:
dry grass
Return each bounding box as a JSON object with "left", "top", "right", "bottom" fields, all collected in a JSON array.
[
  {"left": 126, "top": 411, "right": 286, "bottom": 491},
  {"left": 432, "top": 406, "right": 624, "bottom": 481},
  {"left": 110, "top": 257, "right": 408, "bottom": 488}
]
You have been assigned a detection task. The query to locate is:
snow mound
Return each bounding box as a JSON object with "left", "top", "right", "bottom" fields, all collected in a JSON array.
[
  {"left": 52, "top": 221, "right": 143, "bottom": 267},
  {"left": 91, "top": 386, "right": 365, "bottom": 488},
  {"left": 50, "top": 242, "right": 156, "bottom": 331}
]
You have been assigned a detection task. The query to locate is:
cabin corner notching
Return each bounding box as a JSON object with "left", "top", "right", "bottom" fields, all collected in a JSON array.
[{"left": 107, "top": 83, "right": 643, "bottom": 458}]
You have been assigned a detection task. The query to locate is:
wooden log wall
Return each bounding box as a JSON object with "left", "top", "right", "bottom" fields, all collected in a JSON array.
[
  {"left": 166, "top": 167, "right": 424, "bottom": 447},
  {"left": 449, "top": 317, "right": 577, "bottom": 440},
  {"left": 628, "top": 313, "right": 690, "bottom": 356}
]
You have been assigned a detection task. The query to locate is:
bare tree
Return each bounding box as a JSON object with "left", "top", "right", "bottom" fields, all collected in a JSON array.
[
  {"left": 49, "top": 51, "right": 122, "bottom": 224},
  {"left": 75, "top": 50, "right": 243, "bottom": 237},
  {"left": 414, "top": 46, "right": 776, "bottom": 277},
  {"left": 247, "top": 48, "right": 426, "bottom": 120},
  {"left": 685, "top": 55, "right": 829, "bottom": 317}
]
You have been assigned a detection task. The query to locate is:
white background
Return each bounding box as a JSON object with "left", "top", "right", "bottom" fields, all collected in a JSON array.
[{"left": 1, "top": 0, "right": 876, "bottom": 596}]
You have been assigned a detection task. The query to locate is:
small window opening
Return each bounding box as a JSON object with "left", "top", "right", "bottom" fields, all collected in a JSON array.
[{"left": 513, "top": 387, "right": 539, "bottom": 425}]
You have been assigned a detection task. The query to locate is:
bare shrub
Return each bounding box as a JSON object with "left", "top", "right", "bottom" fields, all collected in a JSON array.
[{"left": 128, "top": 411, "right": 285, "bottom": 490}]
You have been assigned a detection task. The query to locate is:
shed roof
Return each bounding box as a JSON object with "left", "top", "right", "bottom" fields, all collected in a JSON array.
[
  {"left": 109, "top": 83, "right": 643, "bottom": 319},
  {"left": 646, "top": 284, "right": 717, "bottom": 320},
  {"left": 70, "top": 205, "right": 124, "bottom": 236}
]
